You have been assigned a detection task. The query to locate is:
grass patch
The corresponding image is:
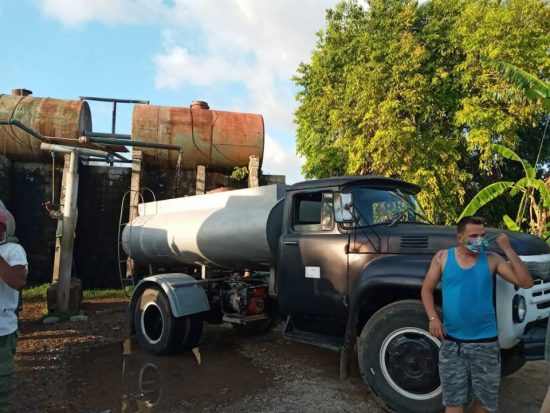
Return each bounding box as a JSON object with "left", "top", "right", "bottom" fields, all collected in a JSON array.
[
  {"left": 83, "top": 287, "right": 133, "bottom": 300},
  {"left": 22, "top": 284, "right": 50, "bottom": 300},
  {"left": 22, "top": 284, "right": 133, "bottom": 301}
]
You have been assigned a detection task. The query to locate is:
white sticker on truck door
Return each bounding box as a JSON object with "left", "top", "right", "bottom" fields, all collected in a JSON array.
[{"left": 305, "top": 266, "right": 321, "bottom": 279}]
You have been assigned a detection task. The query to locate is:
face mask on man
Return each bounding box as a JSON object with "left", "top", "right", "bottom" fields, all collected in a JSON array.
[{"left": 464, "top": 237, "right": 488, "bottom": 254}]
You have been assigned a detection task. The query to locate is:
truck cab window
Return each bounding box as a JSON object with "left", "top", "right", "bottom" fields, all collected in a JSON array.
[
  {"left": 292, "top": 192, "right": 334, "bottom": 232},
  {"left": 346, "top": 187, "right": 429, "bottom": 227}
]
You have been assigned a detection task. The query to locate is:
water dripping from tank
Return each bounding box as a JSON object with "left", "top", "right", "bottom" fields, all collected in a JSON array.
[{"left": 173, "top": 150, "right": 184, "bottom": 198}]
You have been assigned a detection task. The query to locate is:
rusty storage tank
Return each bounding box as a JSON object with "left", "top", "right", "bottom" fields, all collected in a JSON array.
[
  {"left": 0, "top": 91, "right": 92, "bottom": 162},
  {"left": 131, "top": 101, "right": 264, "bottom": 170}
]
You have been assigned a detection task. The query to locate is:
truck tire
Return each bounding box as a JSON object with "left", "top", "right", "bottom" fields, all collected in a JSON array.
[
  {"left": 358, "top": 300, "right": 443, "bottom": 413},
  {"left": 135, "top": 287, "right": 203, "bottom": 354}
]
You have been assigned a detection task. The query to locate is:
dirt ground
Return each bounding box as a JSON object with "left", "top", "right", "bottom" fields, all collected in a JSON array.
[{"left": 12, "top": 298, "right": 550, "bottom": 413}]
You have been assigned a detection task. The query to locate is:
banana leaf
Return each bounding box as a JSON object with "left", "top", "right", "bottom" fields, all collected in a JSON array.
[
  {"left": 481, "top": 56, "right": 550, "bottom": 111},
  {"left": 503, "top": 214, "right": 520, "bottom": 231},
  {"left": 491, "top": 144, "right": 535, "bottom": 179},
  {"left": 459, "top": 181, "right": 514, "bottom": 219}
]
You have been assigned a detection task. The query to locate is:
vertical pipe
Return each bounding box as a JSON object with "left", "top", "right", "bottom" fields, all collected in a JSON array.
[{"left": 112, "top": 101, "right": 117, "bottom": 135}]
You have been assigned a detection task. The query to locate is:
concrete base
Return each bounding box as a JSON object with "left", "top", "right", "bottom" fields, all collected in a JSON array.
[{"left": 46, "top": 278, "right": 83, "bottom": 314}]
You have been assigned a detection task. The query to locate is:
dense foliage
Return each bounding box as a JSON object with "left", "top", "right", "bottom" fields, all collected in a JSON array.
[{"left": 294, "top": 0, "right": 549, "bottom": 224}]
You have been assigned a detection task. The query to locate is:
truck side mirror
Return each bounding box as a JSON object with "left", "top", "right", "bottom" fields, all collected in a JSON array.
[{"left": 334, "top": 193, "right": 354, "bottom": 223}]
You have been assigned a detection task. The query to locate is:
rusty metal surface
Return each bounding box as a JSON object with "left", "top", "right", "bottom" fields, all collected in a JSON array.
[
  {"left": 0, "top": 94, "right": 92, "bottom": 162},
  {"left": 131, "top": 103, "right": 264, "bottom": 171}
]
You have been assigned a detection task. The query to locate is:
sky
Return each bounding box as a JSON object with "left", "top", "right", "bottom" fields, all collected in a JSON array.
[{"left": 0, "top": 0, "right": 342, "bottom": 183}]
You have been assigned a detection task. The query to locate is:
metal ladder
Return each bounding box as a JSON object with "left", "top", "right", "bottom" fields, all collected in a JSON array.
[{"left": 117, "top": 188, "right": 157, "bottom": 297}]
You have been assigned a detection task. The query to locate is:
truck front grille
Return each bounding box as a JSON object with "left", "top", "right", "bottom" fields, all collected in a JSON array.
[
  {"left": 525, "top": 260, "right": 550, "bottom": 281},
  {"left": 531, "top": 280, "right": 550, "bottom": 310}
]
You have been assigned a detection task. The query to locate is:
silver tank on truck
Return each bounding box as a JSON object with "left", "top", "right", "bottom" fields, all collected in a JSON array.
[{"left": 122, "top": 184, "right": 286, "bottom": 270}]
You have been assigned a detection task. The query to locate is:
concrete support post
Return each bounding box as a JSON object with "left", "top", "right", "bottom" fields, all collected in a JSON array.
[
  {"left": 248, "top": 155, "right": 259, "bottom": 188},
  {"left": 56, "top": 152, "right": 79, "bottom": 313},
  {"left": 52, "top": 160, "right": 68, "bottom": 283},
  {"left": 196, "top": 165, "right": 206, "bottom": 195},
  {"left": 126, "top": 150, "right": 143, "bottom": 278}
]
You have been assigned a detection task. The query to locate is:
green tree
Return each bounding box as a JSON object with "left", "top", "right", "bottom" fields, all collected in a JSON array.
[{"left": 294, "top": 0, "right": 549, "bottom": 224}]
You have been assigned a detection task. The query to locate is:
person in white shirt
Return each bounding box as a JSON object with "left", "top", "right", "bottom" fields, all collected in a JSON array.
[{"left": 0, "top": 208, "right": 27, "bottom": 413}]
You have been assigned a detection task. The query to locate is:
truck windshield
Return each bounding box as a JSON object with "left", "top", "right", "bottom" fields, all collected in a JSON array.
[{"left": 347, "top": 187, "right": 430, "bottom": 227}]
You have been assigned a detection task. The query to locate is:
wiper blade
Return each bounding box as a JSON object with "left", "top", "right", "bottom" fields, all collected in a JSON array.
[{"left": 387, "top": 210, "right": 408, "bottom": 227}]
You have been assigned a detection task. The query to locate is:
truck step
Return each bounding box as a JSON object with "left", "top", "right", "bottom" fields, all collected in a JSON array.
[{"left": 283, "top": 317, "right": 344, "bottom": 352}]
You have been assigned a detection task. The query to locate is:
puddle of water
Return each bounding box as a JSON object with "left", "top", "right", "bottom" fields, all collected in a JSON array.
[{"left": 66, "top": 334, "right": 273, "bottom": 412}]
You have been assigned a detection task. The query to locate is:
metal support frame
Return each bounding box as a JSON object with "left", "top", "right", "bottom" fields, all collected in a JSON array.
[
  {"left": 248, "top": 155, "right": 259, "bottom": 188},
  {"left": 196, "top": 165, "right": 206, "bottom": 195},
  {"left": 126, "top": 150, "right": 144, "bottom": 279},
  {"left": 79, "top": 96, "right": 149, "bottom": 139}
]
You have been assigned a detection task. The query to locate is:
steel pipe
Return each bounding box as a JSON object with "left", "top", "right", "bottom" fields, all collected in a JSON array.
[
  {"left": 79, "top": 136, "right": 183, "bottom": 152},
  {"left": 40, "top": 143, "right": 110, "bottom": 158}
]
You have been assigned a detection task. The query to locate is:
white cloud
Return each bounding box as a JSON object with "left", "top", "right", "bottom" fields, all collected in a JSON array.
[
  {"left": 153, "top": 0, "right": 338, "bottom": 131},
  {"left": 154, "top": 46, "right": 249, "bottom": 89},
  {"left": 263, "top": 134, "right": 305, "bottom": 184}
]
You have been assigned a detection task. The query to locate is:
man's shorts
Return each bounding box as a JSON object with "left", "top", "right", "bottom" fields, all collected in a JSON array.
[
  {"left": 0, "top": 332, "right": 18, "bottom": 413},
  {"left": 439, "top": 339, "right": 501, "bottom": 413}
]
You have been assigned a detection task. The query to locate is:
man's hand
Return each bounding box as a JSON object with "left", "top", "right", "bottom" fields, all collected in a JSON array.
[
  {"left": 429, "top": 317, "right": 445, "bottom": 340},
  {"left": 492, "top": 233, "right": 534, "bottom": 289},
  {"left": 495, "top": 233, "right": 512, "bottom": 252}
]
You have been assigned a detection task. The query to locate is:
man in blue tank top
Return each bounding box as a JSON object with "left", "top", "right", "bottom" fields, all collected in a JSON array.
[{"left": 421, "top": 216, "right": 533, "bottom": 413}]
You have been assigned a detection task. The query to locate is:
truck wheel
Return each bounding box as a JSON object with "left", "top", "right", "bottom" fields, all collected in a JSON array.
[
  {"left": 358, "top": 300, "right": 443, "bottom": 413},
  {"left": 135, "top": 287, "right": 203, "bottom": 354}
]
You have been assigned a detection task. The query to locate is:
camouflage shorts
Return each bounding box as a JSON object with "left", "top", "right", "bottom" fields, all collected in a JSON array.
[
  {"left": 0, "top": 332, "right": 17, "bottom": 413},
  {"left": 439, "top": 339, "right": 501, "bottom": 413}
]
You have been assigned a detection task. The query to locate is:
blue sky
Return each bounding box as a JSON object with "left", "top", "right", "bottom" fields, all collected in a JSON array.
[{"left": 0, "top": 0, "right": 341, "bottom": 183}]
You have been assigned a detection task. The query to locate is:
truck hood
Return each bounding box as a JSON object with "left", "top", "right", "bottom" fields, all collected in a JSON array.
[{"left": 387, "top": 224, "right": 550, "bottom": 256}]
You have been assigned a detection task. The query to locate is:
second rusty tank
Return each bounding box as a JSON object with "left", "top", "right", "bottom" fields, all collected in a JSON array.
[{"left": 131, "top": 101, "right": 264, "bottom": 171}]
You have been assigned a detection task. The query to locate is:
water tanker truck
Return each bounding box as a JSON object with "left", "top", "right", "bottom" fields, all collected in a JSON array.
[{"left": 123, "top": 176, "right": 550, "bottom": 413}]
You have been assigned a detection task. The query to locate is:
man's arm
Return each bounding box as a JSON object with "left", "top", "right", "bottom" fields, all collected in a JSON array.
[
  {"left": 0, "top": 256, "right": 27, "bottom": 290},
  {"left": 492, "top": 233, "right": 533, "bottom": 289},
  {"left": 421, "top": 250, "right": 445, "bottom": 340}
]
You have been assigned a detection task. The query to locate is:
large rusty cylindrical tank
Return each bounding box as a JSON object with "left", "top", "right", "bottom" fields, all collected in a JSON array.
[
  {"left": 131, "top": 102, "right": 264, "bottom": 171},
  {"left": 0, "top": 93, "right": 92, "bottom": 162},
  {"left": 122, "top": 184, "right": 286, "bottom": 270}
]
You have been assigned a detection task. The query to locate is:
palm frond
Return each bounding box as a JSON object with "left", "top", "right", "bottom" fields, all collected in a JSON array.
[{"left": 481, "top": 55, "right": 550, "bottom": 109}]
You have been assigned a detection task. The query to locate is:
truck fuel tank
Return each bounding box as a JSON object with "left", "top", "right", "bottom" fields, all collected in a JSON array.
[{"left": 122, "top": 184, "right": 286, "bottom": 270}]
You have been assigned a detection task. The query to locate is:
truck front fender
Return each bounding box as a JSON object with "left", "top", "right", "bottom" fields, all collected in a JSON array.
[
  {"left": 128, "top": 273, "right": 210, "bottom": 333},
  {"left": 347, "top": 255, "right": 434, "bottom": 336},
  {"left": 351, "top": 255, "right": 433, "bottom": 305}
]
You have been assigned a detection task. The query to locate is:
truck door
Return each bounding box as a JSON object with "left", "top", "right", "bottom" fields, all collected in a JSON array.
[{"left": 277, "top": 190, "right": 349, "bottom": 319}]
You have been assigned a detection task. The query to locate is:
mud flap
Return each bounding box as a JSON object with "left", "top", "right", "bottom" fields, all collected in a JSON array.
[{"left": 339, "top": 318, "right": 356, "bottom": 381}]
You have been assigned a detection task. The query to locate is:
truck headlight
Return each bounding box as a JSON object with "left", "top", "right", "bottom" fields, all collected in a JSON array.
[{"left": 512, "top": 295, "right": 527, "bottom": 323}]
